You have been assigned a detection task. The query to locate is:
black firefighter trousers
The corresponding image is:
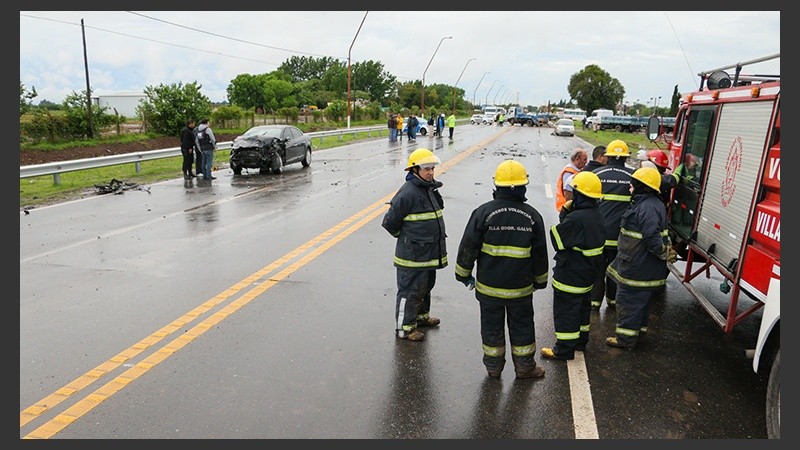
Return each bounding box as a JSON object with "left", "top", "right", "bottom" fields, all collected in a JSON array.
[{"left": 479, "top": 299, "right": 537, "bottom": 373}]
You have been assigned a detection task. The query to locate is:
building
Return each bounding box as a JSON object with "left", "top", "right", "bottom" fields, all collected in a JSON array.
[{"left": 91, "top": 91, "right": 146, "bottom": 119}]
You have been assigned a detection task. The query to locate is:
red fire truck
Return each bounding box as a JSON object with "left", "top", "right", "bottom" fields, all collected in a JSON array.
[{"left": 646, "top": 53, "right": 780, "bottom": 438}]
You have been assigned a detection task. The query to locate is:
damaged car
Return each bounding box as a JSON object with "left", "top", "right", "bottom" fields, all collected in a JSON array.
[{"left": 229, "top": 125, "right": 312, "bottom": 175}]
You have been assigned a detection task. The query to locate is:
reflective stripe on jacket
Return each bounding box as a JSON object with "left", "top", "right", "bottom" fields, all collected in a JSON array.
[{"left": 592, "top": 158, "right": 634, "bottom": 247}]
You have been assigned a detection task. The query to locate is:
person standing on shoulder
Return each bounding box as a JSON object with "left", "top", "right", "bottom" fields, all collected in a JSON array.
[
  {"left": 382, "top": 148, "right": 448, "bottom": 342},
  {"left": 605, "top": 167, "right": 676, "bottom": 349},
  {"left": 180, "top": 118, "right": 197, "bottom": 179},
  {"left": 554, "top": 148, "right": 588, "bottom": 212},
  {"left": 455, "top": 160, "right": 549, "bottom": 379},
  {"left": 388, "top": 114, "right": 398, "bottom": 142},
  {"left": 195, "top": 118, "right": 217, "bottom": 180},
  {"left": 436, "top": 113, "right": 445, "bottom": 138},
  {"left": 407, "top": 114, "right": 419, "bottom": 142},
  {"left": 396, "top": 114, "right": 404, "bottom": 142},
  {"left": 447, "top": 113, "right": 456, "bottom": 140},
  {"left": 498, "top": 113, "right": 505, "bottom": 127},
  {"left": 540, "top": 171, "right": 606, "bottom": 361},
  {"left": 590, "top": 140, "right": 634, "bottom": 310}
]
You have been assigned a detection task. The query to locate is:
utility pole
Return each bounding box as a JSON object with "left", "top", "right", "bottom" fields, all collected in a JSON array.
[
  {"left": 81, "top": 19, "right": 94, "bottom": 138},
  {"left": 346, "top": 11, "right": 369, "bottom": 129}
]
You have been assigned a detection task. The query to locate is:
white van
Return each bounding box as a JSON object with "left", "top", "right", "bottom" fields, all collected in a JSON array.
[
  {"left": 483, "top": 105, "right": 507, "bottom": 117},
  {"left": 586, "top": 108, "right": 614, "bottom": 128}
]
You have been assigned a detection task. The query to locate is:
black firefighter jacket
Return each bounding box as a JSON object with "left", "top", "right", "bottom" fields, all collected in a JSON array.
[
  {"left": 550, "top": 195, "right": 606, "bottom": 294},
  {"left": 382, "top": 174, "right": 448, "bottom": 270},
  {"left": 593, "top": 158, "right": 634, "bottom": 248},
  {"left": 607, "top": 192, "right": 670, "bottom": 290},
  {"left": 455, "top": 189, "right": 549, "bottom": 304}
]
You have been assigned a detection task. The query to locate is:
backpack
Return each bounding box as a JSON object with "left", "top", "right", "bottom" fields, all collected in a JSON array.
[
  {"left": 196, "top": 128, "right": 212, "bottom": 150},
  {"left": 388, "top": 116, "right": 397, "bottom": 129}
]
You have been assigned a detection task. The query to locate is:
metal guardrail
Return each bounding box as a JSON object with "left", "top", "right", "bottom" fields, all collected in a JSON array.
[{"left": 20, "top": 120, "right": 470, "bottom": 183}]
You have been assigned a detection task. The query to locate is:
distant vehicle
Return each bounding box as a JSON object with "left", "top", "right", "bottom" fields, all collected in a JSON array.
[
  {"left": 482, "top": 113, "right": 495, "bottom": 124},
  {"left": 470, "top": 114, "right": 485, "bottom": 124},
  {"left": 229, "top": 125, "right": 312, "bottom": 175},
  {"left": 586, "top": 108, "right": 614, "bottom": 129},
  {"left": 554, "top": 118, "right": 575, "bottom": 136},
  {"left": 483, "top": 105, "right": 506, "bottom": 117},
  {"left": 561, "top": 108, "right": 586, "bottom": 121}
]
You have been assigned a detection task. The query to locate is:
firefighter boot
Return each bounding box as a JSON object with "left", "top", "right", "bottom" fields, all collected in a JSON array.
[
  {"left": 397, "top": 329, "right": 425, "bottom": 341},
  {"left": 512, "top": 354, "right": 545, "bottom": 379},
  {"left": 483, "top": 354, "right": 505, "bottom": 378},
  {"left": 416, "top": 314, "right": 440, "bottom": 327}
]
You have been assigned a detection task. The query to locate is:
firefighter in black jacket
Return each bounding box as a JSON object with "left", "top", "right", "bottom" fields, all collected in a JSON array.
[
  {"left": 382, "top": 148, "right": 448, "bottom": 342},
  {"left": 590, "top": 139, "right": 635, "bottom": 310},
  {"left": 455, "top": 160, "right": 549, "bottom": 379},
  {"left": 606, "top": 167, "right": 677, "bottom": 349},
  {"left": 541, "top": 171, "right": 606, "bottom": 360}
]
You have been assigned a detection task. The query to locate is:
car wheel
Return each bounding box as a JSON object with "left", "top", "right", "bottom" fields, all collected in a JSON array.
[
  {"left": 766, "top": 348, "right": 780, "bottom": 439},
  {"left": 301, "top": 147, "right": 312, "bottom": 167},
  {"left": 419, "top": 127, "right": 427, "bottom": 136},
  {"left": 230, "top": 161, "right": 242, "bottom": 175},
  {"left": 271, "top": 156, "right": 284, "bottom": 174}
]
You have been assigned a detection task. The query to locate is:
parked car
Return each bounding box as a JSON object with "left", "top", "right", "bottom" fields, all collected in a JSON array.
[
  {"left": 229, "top": 125, "right": 312, "bottom": 175},
  {"left": 470, "top": 114, "right": 485, "bottom": 125},
  {"left": 482, "top": 113, "right": 495, "bottom": 124},
  {"left": 554, "top": 118, "right": 575, "bottom": 137},
  {"left": 401, "top": 117, "right": 428, "bottom": 136}
]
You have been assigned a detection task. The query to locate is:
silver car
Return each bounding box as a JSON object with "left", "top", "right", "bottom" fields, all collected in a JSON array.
[{"left": 554, "top": 118, "right": 575, "bottom": 136}]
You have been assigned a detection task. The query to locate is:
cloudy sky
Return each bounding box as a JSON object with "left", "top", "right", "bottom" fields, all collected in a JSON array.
[{"left": 19, "top": 10, "right": 780, "bottom": 111}]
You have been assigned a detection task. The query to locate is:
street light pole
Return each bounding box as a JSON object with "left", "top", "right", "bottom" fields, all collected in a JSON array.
[
  {"left": 484, "top": 80, "right": 498, "bottom": 108},
  {"left": 421, "top": 35, "right": 452, "bottom": 117},
  {"left": 473, "top": 71, "right": 489, "bottom": 108},
  {"left": 453, "top": 57, "right": 476, "bottom": 114},
  {"left": 346, "top": 11, "right": 369, "bottom": 129}
]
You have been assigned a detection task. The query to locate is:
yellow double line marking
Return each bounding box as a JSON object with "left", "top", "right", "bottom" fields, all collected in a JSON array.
[{"left": 20, "top": 129, "right": 505, "bottom": 439}]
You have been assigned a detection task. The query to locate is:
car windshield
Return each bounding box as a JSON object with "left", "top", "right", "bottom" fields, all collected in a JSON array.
[
  {"left": 557, "top": 119, "right": 573, "bottom": 126},
  {"left": 242, "top": 127, "right": 283, "bottom": 139}
]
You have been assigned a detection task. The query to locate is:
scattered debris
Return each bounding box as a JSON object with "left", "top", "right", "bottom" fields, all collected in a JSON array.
[{"left": 94, "top": 178, "right": 151, "bottom": 196}]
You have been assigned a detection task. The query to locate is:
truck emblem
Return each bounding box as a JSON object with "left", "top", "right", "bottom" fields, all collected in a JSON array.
[{"left": 720, "top": 136, "right": 743, "bottom": 206}]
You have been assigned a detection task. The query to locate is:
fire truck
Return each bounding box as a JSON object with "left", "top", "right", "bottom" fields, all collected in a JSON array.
[{"left": 646, "top": 53, "right": 780, "bottom": 439}]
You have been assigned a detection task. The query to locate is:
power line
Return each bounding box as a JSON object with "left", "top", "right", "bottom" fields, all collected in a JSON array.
[
  {"left": 663, "top": 11, "right": 696, "bottom": 89},
  {"left": 125, "top": 11, "right": 341, "bottom": 59}
]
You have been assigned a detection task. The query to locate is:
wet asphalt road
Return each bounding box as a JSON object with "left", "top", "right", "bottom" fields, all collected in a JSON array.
[{"left": 20, "top": 123, "right": 769, "bottom": 439}]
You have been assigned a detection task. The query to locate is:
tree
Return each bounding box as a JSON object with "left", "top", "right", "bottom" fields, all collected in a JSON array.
[
  {"left": 20, "top": 82, "right": 37, "bottom": 116},
  {"left": 138, "top": 81, "right": 211, "bottom": 135},
  {"left": 278, "top": 55, "right": 340, "bottom": 82},
  {"left": 351, "top": 60, "right": 396, "bottom": 103},
  {"left": 669, "top": 85, "right": 680, "bottom": 117},
  {"left": 227, "top": 73, "right": 270, "bottom": 114},
  {"left": 567, "top": 65, "right": 624, "bottom": 114}
]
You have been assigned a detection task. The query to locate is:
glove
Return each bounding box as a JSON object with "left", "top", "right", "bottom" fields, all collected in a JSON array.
[
  {"left": 667, "top": 247, "right": 678, "bottom": 263},
  {"left": 461, "top": 275, "right": 476, "bottom": 290},
  {"left": 561, "top": 199, "right": 573, "bottom": 213}
]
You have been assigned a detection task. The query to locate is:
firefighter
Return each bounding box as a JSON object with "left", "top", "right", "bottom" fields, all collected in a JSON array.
[
  {"left": 541, "top": 171, "right": 606, "bottom": 360},
  {"left": 454, "top": 159, "right": 549, "bottom": 379},
  {"left": 646, "top": 149, "right": 679, "bottom": 206},
  {"left": 382, "top": 148, "right": 448, "bottom": 341},
  {"left": 589, "top": 139, "right": 635, "bottom": 310},
  {"left": 605, "top": 167, "right": 677, "bottom": 349}
]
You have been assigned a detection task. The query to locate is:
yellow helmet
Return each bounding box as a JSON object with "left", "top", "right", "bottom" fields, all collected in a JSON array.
[
  {"left": 405, "top": 148, "right": 441, "bottom": 171},
  {"left": 605, "top": 139, "right": 630, "bottom": 157},
  {"left": 632, "top": 166, "right": 662, "bottom": 192},
  {"left": 570, "top": 171, "right": 603, "bottom": 199},
  {"left": 493, "top": 159, "right": 529, "bottom": 187}
]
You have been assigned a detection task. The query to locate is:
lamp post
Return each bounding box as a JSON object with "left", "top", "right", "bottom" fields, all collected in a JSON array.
[
  {"left": 421, "top": 35, "right": 452, "bottom": 117},
  {"left": 346, "top": 11, "right": 369, "bottom": 129},
  {"left": 654, "top": 96, "right": 662, "bottom": 115},
  {"left": 473, "top": 71, "right": 489, "bottom": 108},
  {"left": 452, "top": 58, "right": 476, "bottom": 114},
  {"left": 484, "top": 80, "right": 498, "bottom": 107}
]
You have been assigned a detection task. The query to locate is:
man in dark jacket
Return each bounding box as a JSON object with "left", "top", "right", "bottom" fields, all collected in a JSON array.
[
  {"left": 455, "top": 159, "right": 549, "bottom": 379},
  {"left": 605, "top": 167, "right": 676, "bottom": 349},
  {"left": 382, "top": 148, "right": 448, "bottom": 342},
  {"left": 180, "top": 119, "right": 197, "bottom": 179},
  {"left": 541, "top": 171, "right": 606, "bottom": 360},
  {"left": 590, "top": 140, "right": 635, "bottom": 310},
  {"left": 584, "top": 145, "right": 607, "bottom": 173}
]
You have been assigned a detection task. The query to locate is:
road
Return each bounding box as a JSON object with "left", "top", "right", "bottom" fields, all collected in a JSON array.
[{"left": 19, "top": 123, "right": 769, "bottom": 439}]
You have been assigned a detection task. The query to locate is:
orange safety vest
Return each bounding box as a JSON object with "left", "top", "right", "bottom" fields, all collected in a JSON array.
[{"left": 555, "top": 165, "right": 579, "bottom": 211}]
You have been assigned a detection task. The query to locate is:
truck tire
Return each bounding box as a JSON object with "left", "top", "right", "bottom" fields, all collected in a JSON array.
[
  {"left": 614, "top": 125, "right": 623, "bottom": 132},
  {"left": 766, "top": 348, "right": 780, "bottom": 438},
  {"left": 526, "top": 119, "right": 534, "bottom": 127}
]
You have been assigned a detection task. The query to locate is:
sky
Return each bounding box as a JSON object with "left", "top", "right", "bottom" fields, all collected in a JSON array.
[{"left": 19, "top": 10, "right": 780, "bottom": 112}]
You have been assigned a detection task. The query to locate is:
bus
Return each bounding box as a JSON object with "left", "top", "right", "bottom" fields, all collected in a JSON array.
[{"left": 561, "top": 108, "right": 586, "bottom": 121}]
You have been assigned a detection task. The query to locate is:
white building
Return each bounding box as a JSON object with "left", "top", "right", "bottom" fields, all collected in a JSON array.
[{"left": 92, "top": 91, "right": 146, "bottom": 119}]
